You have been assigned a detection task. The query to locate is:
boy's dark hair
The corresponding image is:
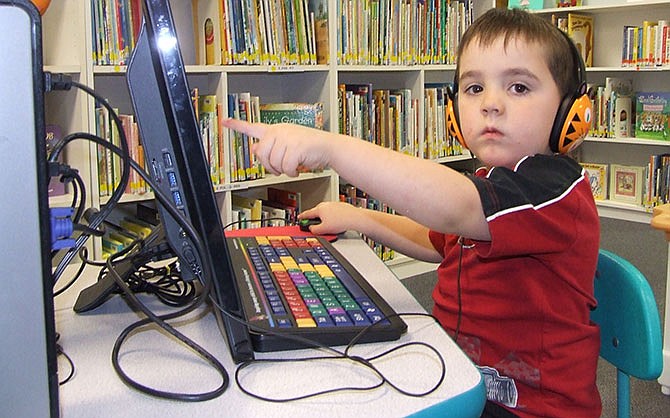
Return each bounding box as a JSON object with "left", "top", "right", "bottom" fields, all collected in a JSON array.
[{"left": 455, "top": 8, "right": 580, "bottom": 98}]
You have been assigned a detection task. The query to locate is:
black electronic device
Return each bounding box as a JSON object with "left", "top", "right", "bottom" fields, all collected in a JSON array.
[
  {"left": 298, "top": 217, "right": 322, "bottom": 231},
  {"left": 127, "top": 0, "right": 254, "bottom": 363},
  {"left": 126, "top": 0, "right": 406, "bottom": 361},
  {"left": 0, "top": 0, "right": 59, "bottom": 416}
]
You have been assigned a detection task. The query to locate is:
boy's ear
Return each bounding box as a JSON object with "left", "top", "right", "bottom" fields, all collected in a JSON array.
[{"left": 446, "top": 84, "right": 468, "bottom": 150}]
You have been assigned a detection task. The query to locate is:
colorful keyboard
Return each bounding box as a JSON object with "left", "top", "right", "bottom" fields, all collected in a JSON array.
[{"left": 226, "top": 235, "right": 407, "bottom": 352}]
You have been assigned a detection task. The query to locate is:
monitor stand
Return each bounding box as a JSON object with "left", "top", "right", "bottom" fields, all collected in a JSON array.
[{"left": 73, "top": 226, "right": 177, "bottom": 313}]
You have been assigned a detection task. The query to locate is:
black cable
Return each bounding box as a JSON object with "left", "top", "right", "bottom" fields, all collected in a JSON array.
[
  {"left": 92, "top": 134, "right": 233, "bottom": 401},
  {"left": 48, "top": 75, "right": 132, "bottom": 286},
  {"left": 453, "top": 236, "right": 474, "bottom": 343},
  {"left": 107, "top": 250, "right": 229, "bottom": 402},
  {"left": 55, "top": 333, "right": 75, "bottom": 385},
  {"left": 228, "top": 312, "right": 447, "bottom": 402}
]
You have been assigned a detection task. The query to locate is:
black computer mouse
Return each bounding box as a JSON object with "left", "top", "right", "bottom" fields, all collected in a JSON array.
[{"left": 298, "top": 217, "right": 322, "bottom": 232}]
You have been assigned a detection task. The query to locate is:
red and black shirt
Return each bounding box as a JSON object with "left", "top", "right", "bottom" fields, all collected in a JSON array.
[{"left": 429, "top": 154, "right": 601, "bottom": 418}]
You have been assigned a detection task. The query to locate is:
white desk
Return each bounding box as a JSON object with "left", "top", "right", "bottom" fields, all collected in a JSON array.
[{"left": 55, "top": 232, "right": 485, "bottom": 417}]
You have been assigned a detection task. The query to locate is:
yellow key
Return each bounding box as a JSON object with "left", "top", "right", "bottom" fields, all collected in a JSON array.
[{"left": 296, "top": 318, "right": 317, "bottom": 328}]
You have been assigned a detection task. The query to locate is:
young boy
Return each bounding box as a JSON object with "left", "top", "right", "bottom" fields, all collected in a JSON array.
[{"left": 223, "top": 8, "right": 601, "bottom": 418}]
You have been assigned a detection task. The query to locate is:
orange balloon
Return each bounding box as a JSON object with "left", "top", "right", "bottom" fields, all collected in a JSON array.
[{"left": 32, "top": 0, "right": 51, "bottom": 15}]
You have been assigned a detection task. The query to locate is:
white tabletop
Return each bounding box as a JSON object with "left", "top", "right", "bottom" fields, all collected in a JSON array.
[{"left": 55, "top": 232, "right": 484, "bottom": 417}]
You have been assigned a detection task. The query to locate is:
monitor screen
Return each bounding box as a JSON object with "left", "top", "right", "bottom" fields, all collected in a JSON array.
[{"left": 126, "top": 0, "right": 254, "bottom": 363}]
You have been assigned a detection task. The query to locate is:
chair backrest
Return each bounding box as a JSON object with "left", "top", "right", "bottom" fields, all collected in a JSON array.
[{"left": 590, "top": 249, "right": 663, "bottom": 418}]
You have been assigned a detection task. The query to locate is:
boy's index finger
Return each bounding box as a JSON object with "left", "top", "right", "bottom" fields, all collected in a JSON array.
[{"left": 222, "top": 118, "right": 265, "bottom": 138}]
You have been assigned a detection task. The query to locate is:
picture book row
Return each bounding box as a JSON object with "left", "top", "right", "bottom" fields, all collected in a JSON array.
[
  {"left": 587, "top": 77, "right": 669, "bottom": 142},
  {"left": 581, "top": 154, "right": 670, "bottom": 210},
  {"left": 339, "top": 82, "right": 466, "bottom": 161},
  {"left": 337, "top": 0, "right": 474, "bottom": 66},
  {"left": 550, "top": 12, "right": 670, "bottom": 69},
  {"left": 90, "top": 0, "right": 330, "bottom": 66},
  {"left": 230, "top": 186, "right": 302, "bottom": 230},
  {"left": 99, "top": 186, "right": 303, "bottom": 257},
  {"left": 216, "top": 0, "right": 328, "bottom": 65},
  {"left": 339, "top": 183, "right": 396, "bottom": 262},
  {"left": 94, "top": 94, "right": 324, "bottom": 196},
  {"left": 621, "top": 19, "right": 670, "bottom": 68},
  {"left": 507, "top": 1, "right": 583, "bottom": 9},
  {"left": 227, "top": 182, "right": 397, "bottom": 262}
]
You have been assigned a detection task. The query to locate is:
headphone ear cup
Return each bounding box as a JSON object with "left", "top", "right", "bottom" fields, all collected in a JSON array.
[
  {"left": 550, "top": 88, "right": 593, "bottom": 154},
  {"left": 446, "top": 94, "right": 467, "bottom": 150}
]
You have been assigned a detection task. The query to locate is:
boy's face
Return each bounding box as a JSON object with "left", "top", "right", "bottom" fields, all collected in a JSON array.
[{"left": 457, "top": 35, "right": 562, "bottom": 168}]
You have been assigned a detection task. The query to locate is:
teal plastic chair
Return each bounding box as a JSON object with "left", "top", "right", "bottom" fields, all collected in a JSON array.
[{"left": 591, "top": 249, "right": 663, "bottom": 418}]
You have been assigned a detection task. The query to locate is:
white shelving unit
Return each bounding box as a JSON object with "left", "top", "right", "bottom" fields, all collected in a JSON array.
[
  {"left": 534, "top": 1, "right": 670, "bottom": 224},
  {"left": 40, "top": 0, "right": 493, "bottom": 275},
  {"left": 42, "top": 1, "right": 667, "bottom": 276}
]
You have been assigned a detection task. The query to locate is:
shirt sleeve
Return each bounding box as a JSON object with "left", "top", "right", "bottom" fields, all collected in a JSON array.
[{"left": 467, "top": 155, "right": 592, "bottom": 258}]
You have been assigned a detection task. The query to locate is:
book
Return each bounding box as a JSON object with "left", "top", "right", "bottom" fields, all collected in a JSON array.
[
  {"left": 45, "top": 124, "right": 66, "bottom": 197},
  {"left": 308, "top": 0, "right": 328, "bottom": 64},
  {"left": 646, "top": 153, "right": 670, "bottom": 208},
  {"left": 198, "top": 94, "right": 220, "bottom": 184},
  {"left": 259, "top": 102, "right": 324, "bottom": 129},
  {"left": 507, "top": 1, "right": 543, "bottom": 10},
  {"left": 609, "top": 164, "right": 645, "bottom": 205},
  {"left": 614, "top": 96, "right": 632, "bottom": 138},
  {"left": 635, "top": 92, "right": 670, "bottom": 141},
  {"left": 567, "top": 13, "right": 594, "bottom": 67},
  {"left": 603, "top": 77, "right": 633, "bottom": 138},
  {"left": 267, "top": 186, "right": 301, "bottom": 223},
  {"left": 556, "top": 1, "right": 582, "bottom": 7},
  {"left": 232, "top": 194, "right": 263, "bottom": 228},
  {"left": 580, "top": 163, "right": 608, "bottom": 200}
]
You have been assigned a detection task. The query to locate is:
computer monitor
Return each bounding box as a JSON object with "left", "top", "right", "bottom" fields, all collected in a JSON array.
[
  {"left": 0, "top": 0, "right": 59, "bottom": 415},
  {"left": 126, "top": 0, "right": 254, "bottom": 363}
]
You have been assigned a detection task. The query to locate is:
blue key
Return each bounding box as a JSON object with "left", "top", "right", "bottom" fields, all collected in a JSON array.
[
  {"left": 348, "top": 310, "right": 371, "bottom": 326},
  {"left": 276, "top": 318, "right": 292, "bottom": 328},
  {"left": 314, "top": 315, "right": 335, "bottom": 327},
  {"left": 331, "top": 314, "right": 353, "bottom": 326}
]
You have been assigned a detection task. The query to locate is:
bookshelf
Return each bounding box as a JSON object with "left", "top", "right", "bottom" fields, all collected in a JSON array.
[
  {"left": 39, "top": 0, "right": 494, "bottom": 277},
  {"left": 533, "top": 1, "right": 670, "bottom": 224}
]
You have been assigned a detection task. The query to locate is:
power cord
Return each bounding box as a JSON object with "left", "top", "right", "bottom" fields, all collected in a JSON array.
[
  {"left": 45, "top": 71, "right": 132, "bottom": 287},
  {"left": 55, "top": 333, "right": 75, "bottom": 385}
]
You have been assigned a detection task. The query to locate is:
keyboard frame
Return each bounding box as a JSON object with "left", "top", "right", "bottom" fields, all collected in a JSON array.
[{"left": 226, "top": 235, "right": 408, "bottom": 352}]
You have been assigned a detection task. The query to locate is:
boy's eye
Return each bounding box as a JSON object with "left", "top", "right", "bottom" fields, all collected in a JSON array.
[
  {"left": 464, "top": 85, "right": 483, "bottom": 94},
  {"left": 511, "top": 83, "right": 529, "bottom": 94}
]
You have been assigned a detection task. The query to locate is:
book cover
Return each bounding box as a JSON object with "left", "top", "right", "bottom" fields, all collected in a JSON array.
[
  {"left": 198, "top": 95, "right": 220, "bottom": 184},
  {"left": 567, "top": 13, "right": 594, "bottom": 67},
  {"left": 308, "top": 0, "right": 328, "bottom": 64},
  {"left": 232, "top": 194, "right": 263, "bottom": 228},
  {"left": 45, "top": 124, "right": 66, "bottom": 197},
  {"left": 267, "top": 186, "right": 301, "bottom": 223},
  {"left": 603, "top": 77, "right": 633, "bottom": 138},
  {"left": 609, "top": 164, "right": 645, "bottom": 205},
  {"left": 635, "top": 92, "right": 670, "bottom": 141},
  {"left": 580, "top": 162, "right": 608, "bottom": 200},
  {"left": 507, "top": 1, "right": 543, "bottom": 10},
  {"left": 614, "top": 96, "right": 632, "bottom": 138},
  {"left": 259, "top": 102, "right": 323, "bottom": 129}
]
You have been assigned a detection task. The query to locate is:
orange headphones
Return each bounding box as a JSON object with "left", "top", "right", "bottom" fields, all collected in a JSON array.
[{"left": 446, "top": 29, "right": 592, "bottom": 155}]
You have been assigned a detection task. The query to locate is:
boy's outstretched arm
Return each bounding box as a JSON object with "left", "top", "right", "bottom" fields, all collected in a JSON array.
[
  {"left": 221, "top": 119, "right": 490, "bottom": 241},
  {"left": 299, "top": 202, "right": 443, "bottom": 263}
]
